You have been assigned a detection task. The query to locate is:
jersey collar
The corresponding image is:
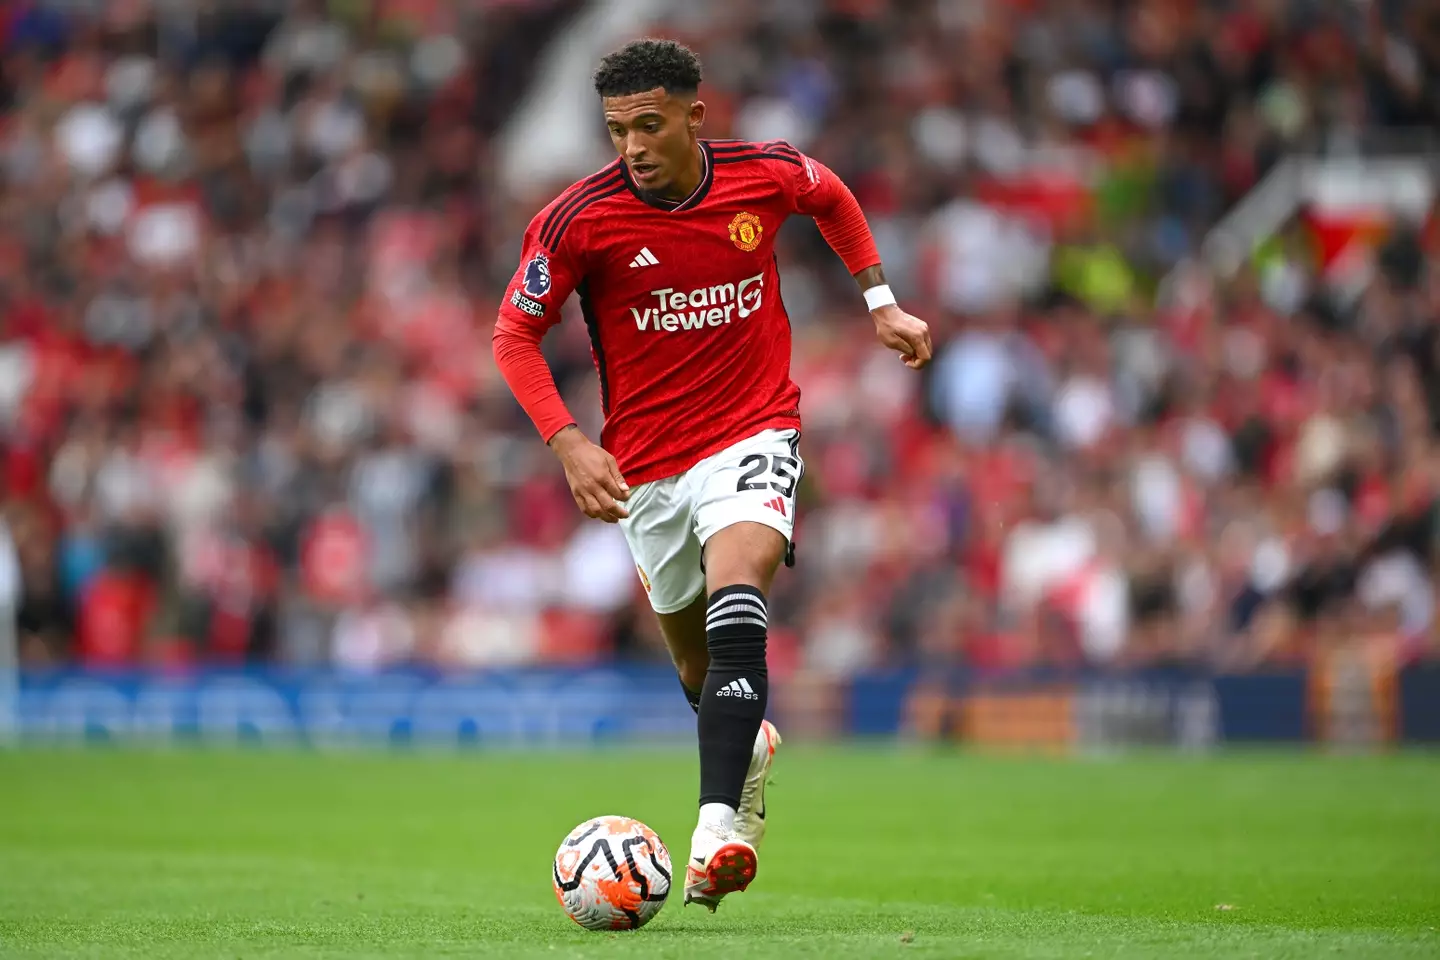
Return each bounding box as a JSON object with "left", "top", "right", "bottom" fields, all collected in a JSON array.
[{"left": 621, "top": 141, "right": 714, "bottom": 213}]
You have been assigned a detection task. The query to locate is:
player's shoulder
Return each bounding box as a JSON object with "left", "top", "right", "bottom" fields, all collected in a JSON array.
[
  {"left": 706, "top": 138, "right": 806, "bottom": 171},
  {"left": 530, "top": 159, "right": 628, "bottom": 250}
]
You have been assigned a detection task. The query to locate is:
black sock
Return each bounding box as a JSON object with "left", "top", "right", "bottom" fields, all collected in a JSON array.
[
  {"left": 680, "top": 678, "right": 703, "bottom": 715},
  {"left": 697, "top": 584, "right": 768, "bottom": 808}
]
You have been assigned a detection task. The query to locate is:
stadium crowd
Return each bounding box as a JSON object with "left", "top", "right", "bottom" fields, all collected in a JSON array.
[{"left": 2, "top": 0, "right": 1439, "bottom": 680}]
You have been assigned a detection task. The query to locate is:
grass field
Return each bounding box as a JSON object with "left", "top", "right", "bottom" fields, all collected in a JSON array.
[{"left": 0, "top": 747, "right": 1437, "bottom": 959}]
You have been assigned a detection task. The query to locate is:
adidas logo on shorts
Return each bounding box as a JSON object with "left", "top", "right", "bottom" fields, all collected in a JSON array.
[{"left": 717, "top": 678, "right": 759, "bottom": 700}]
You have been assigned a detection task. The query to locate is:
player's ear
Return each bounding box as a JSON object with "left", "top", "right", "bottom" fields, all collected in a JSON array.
[{"left": 687, "top": 98, "right": 705, "bottom": 133}]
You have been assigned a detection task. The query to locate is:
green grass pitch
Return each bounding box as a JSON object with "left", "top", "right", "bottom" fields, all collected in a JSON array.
[{"left": 0, "top": 747, "right": 1437, "bottom": 958}]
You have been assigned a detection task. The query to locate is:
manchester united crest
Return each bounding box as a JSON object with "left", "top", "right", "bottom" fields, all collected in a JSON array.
[{"left": 728, "top": 211, "right": 763, "bottom": 252}]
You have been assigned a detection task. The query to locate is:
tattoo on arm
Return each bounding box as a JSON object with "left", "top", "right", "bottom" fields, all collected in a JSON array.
[{"left": 854, "top": 265, "right": 887, "bottom": 292}]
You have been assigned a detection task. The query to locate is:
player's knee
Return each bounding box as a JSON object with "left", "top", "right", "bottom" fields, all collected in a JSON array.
[{"left": 703, "top": 523, "right": 787, "bottom": 594}]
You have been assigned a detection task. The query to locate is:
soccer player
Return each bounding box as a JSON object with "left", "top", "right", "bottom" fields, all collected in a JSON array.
[{"left": 493, "top": 39, "right": 931, "bottom": 910}]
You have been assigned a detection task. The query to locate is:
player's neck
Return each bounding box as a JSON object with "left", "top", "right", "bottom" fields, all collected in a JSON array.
[{"left": 655, "top": 141, "right": 704, "bottom": 202}]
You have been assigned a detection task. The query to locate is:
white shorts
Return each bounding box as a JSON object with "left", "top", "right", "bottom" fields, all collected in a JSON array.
[{"left": 619, "top": 428, "right": 803, "bottom": 614}]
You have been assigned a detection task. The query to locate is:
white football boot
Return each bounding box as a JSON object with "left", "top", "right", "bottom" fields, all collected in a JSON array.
[
  {"left": 733, "top": 720, "right": 781, "bottom": 848},
  {"left": 683, "top": 825, "right": 758, "bottom": 912}
]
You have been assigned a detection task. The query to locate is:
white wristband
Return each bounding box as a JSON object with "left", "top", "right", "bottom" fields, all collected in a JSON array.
[{"left": 863, "top": 284, "right": 897, "bottom": 312}]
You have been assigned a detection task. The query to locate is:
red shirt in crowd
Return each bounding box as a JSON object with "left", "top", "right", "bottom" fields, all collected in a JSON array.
[{"left": 77, "top": 572, "right": 156, "bottom": 666}]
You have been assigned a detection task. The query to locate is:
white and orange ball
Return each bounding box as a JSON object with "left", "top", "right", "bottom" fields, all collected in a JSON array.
[{"left": 552, "top": 816, "right": 672, "bottom": 930}]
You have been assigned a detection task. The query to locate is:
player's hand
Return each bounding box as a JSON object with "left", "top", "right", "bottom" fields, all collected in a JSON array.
[
  {"left": 872, "top": 305, "right": 932, "bottom": 370},
  {"left": 549, "top": 426, "right": 631, "bottom": 523}
]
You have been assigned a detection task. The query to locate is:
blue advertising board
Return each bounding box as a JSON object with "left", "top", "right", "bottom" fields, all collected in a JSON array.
[
  {"left": 8, "top": 663, "right": 1438, "bottom": 747},
  {"left": 1398, "top": 663, "right": 1440, "bottom": 742},
  {"left": 14, "top": 667, "right": 697, "bottom": 746},
  {"left": 1210, "top": 672, "right": 1310, "bottom": 742}
]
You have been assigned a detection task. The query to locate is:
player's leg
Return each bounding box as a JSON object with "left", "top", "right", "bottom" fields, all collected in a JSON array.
[
  {"left": 612, "top": 476, "right": 770, "bottom": 777},
  {"left": 616, "top": 476, "right": 708, "bottom": 689},
  {"left": 655, "top": 595, "right": 708, "bottom": 711},
  {"left": 656, "top": 589, "right": 780, "bottom": 847},
  {"left": 683, "top": 429, "right": 800, "bottom": 909},
  {"left": 621, "top": 473, "right": 778, "bottom": 845},
  {"left": 695, "top": 519, "right": 785, "bottom": 826}
]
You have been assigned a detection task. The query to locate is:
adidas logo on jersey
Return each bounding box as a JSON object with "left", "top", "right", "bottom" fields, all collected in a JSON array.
[
  {"left": 763, "top": 496, "right": 787, "bottom": 517},
  {"left": 629, "top": 247, "right": 660, "bottom": 268},
  {"left": 717, "top": 678, "right": 759, "bottom": 700}
]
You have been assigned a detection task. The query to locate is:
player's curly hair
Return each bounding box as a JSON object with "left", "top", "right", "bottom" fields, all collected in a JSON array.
[{"left": 593, "top": 39, "right": 702, "bottom": 98}]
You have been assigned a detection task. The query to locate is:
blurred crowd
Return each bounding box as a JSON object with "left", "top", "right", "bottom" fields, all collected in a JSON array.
[{"left": 2, "top": 0, "right": 1440, "bottom": 678}]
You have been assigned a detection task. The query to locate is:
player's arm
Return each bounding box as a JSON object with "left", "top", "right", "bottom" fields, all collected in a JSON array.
[
  {"left": 785, "top": 148, "right": 933, "bottom": 369},
  {"left": 492, "top": 222, "right": 630, "bottom": 523}
]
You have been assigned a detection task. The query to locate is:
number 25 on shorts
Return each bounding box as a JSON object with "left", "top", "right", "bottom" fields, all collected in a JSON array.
[{"left": 735, "top": 454, "right": 800, "bottom": 498}]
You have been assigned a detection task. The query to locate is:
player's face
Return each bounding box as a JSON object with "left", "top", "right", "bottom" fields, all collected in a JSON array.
[{"left": 602, "top": 88, "right": 704, "bottom": 197}]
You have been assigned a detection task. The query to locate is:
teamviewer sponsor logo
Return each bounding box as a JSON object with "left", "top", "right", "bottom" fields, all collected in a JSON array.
[
  {"left": 630, "top": 272, "right": 764, "bottom": 332},
  {"left": 717, "top": 678, "right": 759, "bottom": 700}
]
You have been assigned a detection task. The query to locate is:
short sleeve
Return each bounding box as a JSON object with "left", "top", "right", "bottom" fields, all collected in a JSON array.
[{"left": 496, "top": 210, "right": 584, "bottom": 333}]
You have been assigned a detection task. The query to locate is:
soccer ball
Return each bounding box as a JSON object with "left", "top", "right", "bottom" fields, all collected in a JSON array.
[{"left": 552, "top": 815, "right": 672, "bottom": 930}]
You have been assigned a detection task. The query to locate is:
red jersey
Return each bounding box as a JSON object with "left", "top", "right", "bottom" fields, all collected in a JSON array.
[{"left": 494, "top": 139, "right": 879, "bottom": 485}]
